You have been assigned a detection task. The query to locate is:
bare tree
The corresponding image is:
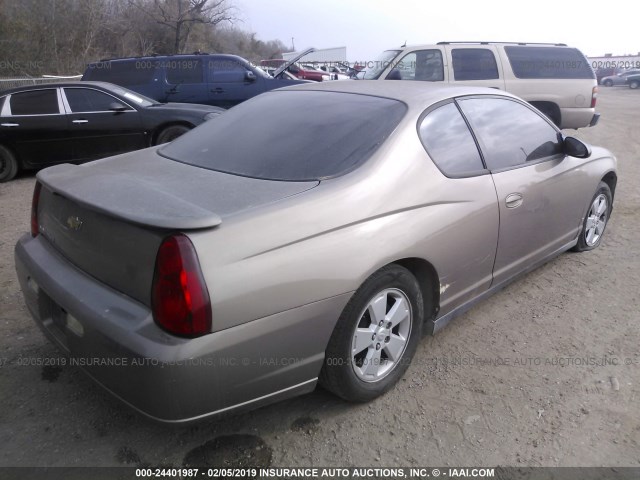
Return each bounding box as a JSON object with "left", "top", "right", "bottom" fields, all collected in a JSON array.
[{"left": 131, "top": 0, "right": 234, "bottom": 53}]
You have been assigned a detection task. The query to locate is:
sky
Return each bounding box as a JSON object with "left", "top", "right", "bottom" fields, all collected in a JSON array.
[{"left": 234, "top": 0, "right": 636, "bottom": 61}]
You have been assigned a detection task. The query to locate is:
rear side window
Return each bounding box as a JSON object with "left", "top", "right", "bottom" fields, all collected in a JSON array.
[
  {"left": 84, "top": 61, "right": 156, "bottom": 86},
  {"left": 10, "top": 89, "right": 59, "bottom": 115},
  {"left": 505, "top": 46, "right": 594, "bottom": 79},
  {"left": 418, "top": 102, "right": 484, "bottom": 176},
  {"left": 458, "top": 97, "right": 563, "bottom": 171},
  {"left": 451, "top": 49, "right": 499, "bottom": 80},
  {"left": 166, "top": 59, "right": 203, "bottom": 84},
  {"left": 160, "top": 91, "right": 407, "bottom": 181}
]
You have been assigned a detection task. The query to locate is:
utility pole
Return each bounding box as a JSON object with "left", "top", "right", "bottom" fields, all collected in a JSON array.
[{"left": 291, "top": 37, "right": 295, "bottom": 51}]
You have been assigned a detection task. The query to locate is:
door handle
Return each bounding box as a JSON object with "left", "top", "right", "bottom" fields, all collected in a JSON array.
[
  {"left": 211, "top": 88, "right": 225, "bottom": 94},
  {"left": 72, "top": 119, "right": 89, "bottom": 124},
  {"left": 505, "top": 193, "right": 523, "bottom": 209},
  {"left": 1, "top": 123, "right": 19, "bottom": 127}
]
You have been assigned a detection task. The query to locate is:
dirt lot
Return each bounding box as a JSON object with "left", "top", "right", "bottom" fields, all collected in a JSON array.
[{"left": 0, "top": 88, "right": 638, "bottom": 469}]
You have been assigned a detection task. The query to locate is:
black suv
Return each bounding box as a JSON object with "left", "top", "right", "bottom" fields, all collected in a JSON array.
[{"left": 82, "top": 53, "right": 308, "bottom": 109}]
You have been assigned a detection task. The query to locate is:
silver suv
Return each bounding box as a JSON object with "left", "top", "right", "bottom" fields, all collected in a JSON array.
[{"left": 363, "top": 42, "right": 599, "bottom": 129}]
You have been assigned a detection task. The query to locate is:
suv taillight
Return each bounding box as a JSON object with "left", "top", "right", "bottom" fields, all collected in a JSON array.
[
  {"left": 591, "top": 86, "right": 598, "bottom": 108},
  {"left": 151, "top": 235, "right": 212, "bottom": 337},
  {"left": 31, "top": 182, "right": 42, "bottom": 237}
]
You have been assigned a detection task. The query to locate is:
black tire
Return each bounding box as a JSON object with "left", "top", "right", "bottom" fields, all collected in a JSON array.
[
  {"left": 320, "top": 264, "right": 424, "bottom": 402},
  {"left": 155, "top": 125, "right": 191, "bottom": 145},
  {"left": 532, "top": 103, "right": 561, "bottom": 128},
  {"left": 629, "top": 81, "right": 640, "bottom": 90},
  {"left": 572, "top": 181, "right": 613, "bottom": 252},
  {"left": 603, "top": 79, "right": 613, "bottom": 87},
  {"left": 0, "top": 145, "right": 18, "bottom": 183}
]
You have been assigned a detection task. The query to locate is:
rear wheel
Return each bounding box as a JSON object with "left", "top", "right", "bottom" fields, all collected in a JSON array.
[
  {"left": 320, "top": 265, "right": 424, "bottom": 402},
  {"left": 573, "top": 182, "right": 612, "bottom": 252},
  {"left": 0, "top": 145, "right": 18, "bottom": 183},
  {"left": 629, "top": 80, "right": 640, "bottom": 90},
  {"left": 155, "top": 125, "right": 191, "bottom": 145}
]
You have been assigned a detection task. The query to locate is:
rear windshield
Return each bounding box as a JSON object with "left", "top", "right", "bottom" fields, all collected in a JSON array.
[
  {"left": 159, "top": 90, "right": 407, "bottom": 181},
  {"left": 505, "top": 46, "right": 594, "bottom": 79}
]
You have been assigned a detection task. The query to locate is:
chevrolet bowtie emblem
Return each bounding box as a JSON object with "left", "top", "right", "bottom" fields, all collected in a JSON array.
[{"left": 66, "top": 216, "right": 83, "bottom": 231}]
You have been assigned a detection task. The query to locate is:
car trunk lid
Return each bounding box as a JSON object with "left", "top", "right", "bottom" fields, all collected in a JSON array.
[{"left": 36, "top": 148, "right": 317, "bottom": 306}]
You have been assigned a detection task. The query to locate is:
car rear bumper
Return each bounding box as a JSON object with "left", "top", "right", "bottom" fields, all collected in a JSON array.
[
  {"left": 15, "top": 234, "right": 350, "bottom": 423},
  {"left": 560, "top": 107, "right": 598, "bottom": 129}
]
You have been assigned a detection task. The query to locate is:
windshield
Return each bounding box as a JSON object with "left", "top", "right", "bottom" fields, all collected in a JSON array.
[
  {"left": 160, "top": 90, "right": 407, "bottom": 181},
  {"left": 362, "top": 50, "right": 402, "bottom": 80},
  {"left": 109, "top": 85, "right": 156, "bottom": 106}
]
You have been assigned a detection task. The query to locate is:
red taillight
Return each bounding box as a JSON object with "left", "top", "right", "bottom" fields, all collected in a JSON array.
[
  {"left": 591, "top": 86, "right": 598, "bottom": 108},
  {"left": 30, "top": 182, "right": 42, "bottom": 237},
  {"left": 151, "top": 235, "right": 212, "bottom": 337}
]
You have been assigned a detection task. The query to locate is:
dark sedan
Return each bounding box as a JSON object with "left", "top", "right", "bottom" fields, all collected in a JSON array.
[
  {"left": 0, "top": 81, "right": 224, "bottom": 182},
  {"left": 627, "top": 74, "right": 640, "bottom": 89}
]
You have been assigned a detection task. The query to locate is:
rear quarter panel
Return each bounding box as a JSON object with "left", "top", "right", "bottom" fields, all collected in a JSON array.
[{"left": 189, "top": 123, "right": 500, "bottom": 332}]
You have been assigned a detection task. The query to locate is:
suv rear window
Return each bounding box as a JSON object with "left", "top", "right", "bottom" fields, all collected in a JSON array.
[
  {"left": 160, "top": 90, "right": 407, "bottom": 181},
  {"left": 83, "top": 61, "right": 156, "bottom": 86},
  {"left": 505, "top": 46, "right": 594, "bottom": 79}
]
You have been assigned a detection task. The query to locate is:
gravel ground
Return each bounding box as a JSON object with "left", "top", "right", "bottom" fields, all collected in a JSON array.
[{"left": 0, "top": 88, "right": 638, "bottom": 468}]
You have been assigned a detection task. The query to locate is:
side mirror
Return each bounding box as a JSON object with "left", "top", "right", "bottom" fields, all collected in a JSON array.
[
  {"left": 109, "top": 102, "right": 127, "bottom": 112},
  {"left": 386, "top": 69, "right": 402, "bottom": 80},
  {"left": 564, "top": 136, "right": 592, "bottom": 158},
  {"left": 245, "top": 71, "right": 256, "bottom": 82}
]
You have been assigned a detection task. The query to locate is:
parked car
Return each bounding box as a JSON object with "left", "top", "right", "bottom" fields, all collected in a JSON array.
[
  {"left": 0, "top": 81, "right": 224, "bottom": 182},
  {"left": 15, "top": 81, "right": 617, "bottom": 422},
  {"left": 362, "top": 41, "right": 599, "bottom": 129},
  {"left": 287, "top": 63, "right": 331, "bottom": 82},
  {"left": 319, "top": 62, "right": 361, "bottom": 79},
  {"left": 304, "top": 64, "right": 350, "bottom": 80},
  {"left": 82, "top": 51, "right": 311, "bottom": 108},
  {"left": 595, "top": 67, "right": 619, "bottom": 85},
  {"left": 600, "top": 69, "right": 640, "bottom": 87},
  {"left": 627, "top": 74, "right": 640, "bottom": 89}
]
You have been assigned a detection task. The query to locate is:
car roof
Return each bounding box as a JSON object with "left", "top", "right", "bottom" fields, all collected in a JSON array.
[
  {"left": 90, "top": 53, "right": 248, "bottom": 64},
  {"left": 279, "top": 80, "right": 520, "bottom": 106},
  {"left": 0, "top": 81, "right": 118, "bottom": 96}
]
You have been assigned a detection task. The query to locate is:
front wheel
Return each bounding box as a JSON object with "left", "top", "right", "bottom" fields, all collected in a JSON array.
[
  {"left": 0, "top": 145, "right": 18, "bottom": 183},
  {"left": 603, "top": 79, "right": 613, "bottom": 87},
  {"left": 320, "top": 265, "right": 424, "bottom": 402},
  {"left": 154, "top": 125, "right": 191, "bottom": 145},
  {"left": 629, "top": 80, "right": 640, "bottom": 90},
  {"left": 573, "top": 182, "right": 612, "bottom": 252}
]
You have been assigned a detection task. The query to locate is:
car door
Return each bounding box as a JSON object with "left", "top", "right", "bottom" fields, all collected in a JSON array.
[
  {"left": 457, "top": 96, "right": 593, "bottom": 285},
  {"left": 417, "top": 101, "right": 499, "bottom": 312},
  {"left": 208, "top": 58, "right": 262, "bottom": 108},
  {"left": 383, "top": 48, "right": 447, "bottom": 81},
  {"left": 0, "top": 88, "right": 71, "bottom": 167},
  {"left": 445, "top": 46, "right": 506, "bottom": 90},
  {"left": 62, "top": 87, "right": 145, "bottom": 161},
  {"left": 162, "top": 58, "right": 208, "bottom": 104}
]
